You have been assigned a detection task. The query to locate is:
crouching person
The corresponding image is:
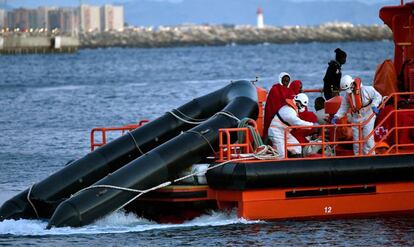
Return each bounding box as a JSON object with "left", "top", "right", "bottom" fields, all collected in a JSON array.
[
  {"left": 268, "top": 93, "right": 315, "bottom": 158},
  {"left": 331, "top": 75, "right": 382, "bottom": 155}
]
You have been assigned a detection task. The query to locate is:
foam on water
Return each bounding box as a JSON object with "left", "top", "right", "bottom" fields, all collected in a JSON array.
[
  {"left": 181, "top": 78, "right": 230, "bottom": 85},
  {"left": 34, "top": 85, "right": 88, "bottom": 92},
  {"left": 124, "top": 82, "right": 149, "bottom": 88},
  {"left": 0, "top": 210, "right": 261, "bottom": 236}
]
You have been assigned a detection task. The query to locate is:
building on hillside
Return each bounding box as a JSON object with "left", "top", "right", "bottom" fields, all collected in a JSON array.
[
  {"left": 80, "top": 4, "right": 100, "bottom": 32},
  {"left": 100, "top": 4, "right": 124, "bottom": 31}
]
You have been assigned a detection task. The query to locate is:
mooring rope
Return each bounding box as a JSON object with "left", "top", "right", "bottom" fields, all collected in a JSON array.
[
  {"left": 237, "top": 118, "right": 263, "bottom": 150},
  {"left": 174, "top": 108, "right": 208, "bottom": 122},
  {"left": 215, "top": 111, "right": 241, "bottom": 123},
  {"left": 67, "top": 111, "right": 278, "bottom": 214},
  {"left": 127, "top": 131, "right": 145, "bottom": 155},
  {"left": 186, "top": 130, "right": 217, "bottom": 155},
  {"left": 167, "top": 110, "right": 241, "bottom": 125},
  {"left": 27, "top": 184, "right": 40, "bottom": 219},
  {"left": 70, "top": 147, "right": 279, "bottom": 214},
  {"left": 167, "top": 110, "right": 204, "bottom": 125}
]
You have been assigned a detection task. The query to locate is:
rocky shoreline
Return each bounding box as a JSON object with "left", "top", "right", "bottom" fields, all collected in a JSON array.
[{"left": 80, "top": 24, "right": 392, "bottom": 48}]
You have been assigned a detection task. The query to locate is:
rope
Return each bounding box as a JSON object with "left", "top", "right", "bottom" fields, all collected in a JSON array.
[
  {"left": 174, "top": 108, "right": 208, "bottom": 122},
  {"left": 127, "top": 131, "right": 145, "bottom": 155},
  {"left": 173, "top": 157, "right": 253, "bottom": 183},
  {"left": 27, "top": 184, "right": 40, "bottom": 219},
  {"left": 252, "top": 145, "right": 279, "bottom": 160},
  {"left": 68, "top": 112, "right": 251, "bottom": 212},
  {"left": 215, "top": 111, "right": 240, "bottom": 123},
  {"left": 235, "top": 117, "right": 278, "bottom": 159},
  {"left": 186, "top": 130, "right": 217, "bottom": 155},
  {"left": 72, "top": 184, "right": 147, "bottom": 197},
  {"left": 167, "top": 110, "right": 240, "bottom": 125},
  {"left": 167, "top": 111, "right": 204, "bottom": 125},
  {"left": 237, "top": 118, "right": 264, "bottom": 150},
  {"left": 115, "top": 181, "right": 172, "bottom": 212},
  {"left": 71, "top": 148, "right": 278, "bottom": 214}
]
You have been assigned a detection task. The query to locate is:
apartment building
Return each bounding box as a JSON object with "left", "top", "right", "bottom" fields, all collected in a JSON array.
[
  {"left": 80, "top": 4, "right": 100, "bottom": 32},
  {"left": 4, "top": 4, "right": 124, "bottom": 33},
  {"left": 101, "top": 4, "right": 124, "bottom": 31},
  {"left": 0, "top": 9, "right": 5, "bottom": 29}
]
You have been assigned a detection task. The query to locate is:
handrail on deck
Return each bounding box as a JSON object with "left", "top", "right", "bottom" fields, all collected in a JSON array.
[
  {"left": 283, "top": 91, "right": 414, "bottom": 158},
  {"left": 218, "top": 90, "right": 414, "bottom": 162},
  {"left": 218, "top": 127, "right": 253, "bottom": 161},
  {"left": 90, "top": 120, "right": 149, "bottom": 151}
]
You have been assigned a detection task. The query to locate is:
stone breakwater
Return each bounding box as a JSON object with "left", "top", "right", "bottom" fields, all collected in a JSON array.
[{"left": 80, "top": 24, "right": 392, "bottom": 48}]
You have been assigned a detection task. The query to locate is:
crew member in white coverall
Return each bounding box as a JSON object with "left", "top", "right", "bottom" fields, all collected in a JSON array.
[
  {"left": 331, "top": 75, "right": 382, "bottom": 155},
  {"left": 268, "top": 93, "right": 314, "bottom": 158}
]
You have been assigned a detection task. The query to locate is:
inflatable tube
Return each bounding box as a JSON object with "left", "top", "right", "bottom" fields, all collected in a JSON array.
[
  {"left": 206, "top": 154, "right": 414, "bottom": 190},
  {"left": 46, "top": 80, "right": 258, "bottom": 228},
  {"left": 0, "top": 82, "right": 228, "bottom": 221}
]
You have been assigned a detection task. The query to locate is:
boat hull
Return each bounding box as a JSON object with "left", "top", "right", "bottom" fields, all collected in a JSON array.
[
  {"left": 121, "top": 181, "right": 414, "bottom": 223},
  {"left": 206, "top": 154, "right": 414, "bottom": 190},
  {"left": 212, "top": 181, "right": 414, "bottom": 220}
]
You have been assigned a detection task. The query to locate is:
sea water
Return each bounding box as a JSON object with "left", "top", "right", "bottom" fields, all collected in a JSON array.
[{"left": 1, "top": 41, "right": 414, "bottom": 246}]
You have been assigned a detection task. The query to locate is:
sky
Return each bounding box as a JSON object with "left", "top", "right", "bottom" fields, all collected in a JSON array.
[
  {"left": 4, "top": 0, "right": 394, "bottom": 8},
  {"left": 2, "top": 0, "right": 399, "bottom": 26}
]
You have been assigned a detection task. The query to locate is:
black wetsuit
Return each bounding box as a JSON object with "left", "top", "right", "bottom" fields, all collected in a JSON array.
[{"left": 323, "top": 60, "right": 342, "bottom": 100}]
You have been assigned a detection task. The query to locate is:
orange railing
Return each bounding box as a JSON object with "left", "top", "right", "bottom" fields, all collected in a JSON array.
[
  {"left": 218, "top": 120, "right": 259, "bottom": 161},
  {"left": 218, "top": 91, "right": 414, "bottom": 162},
  {"left": 218, "top": 128, "right": 253, "bottom": 161},
  {"left": 284, "top": 92, "right": 414, "bottom": 159},
  {"left": 368, "top": 92, "right": 414, "bottom": 154},
  {"left": 90, "top": 120, "right": 149, "bottom": 151},
  {"left": 303, "top": 89, "right": 323, "bottom": 93}
]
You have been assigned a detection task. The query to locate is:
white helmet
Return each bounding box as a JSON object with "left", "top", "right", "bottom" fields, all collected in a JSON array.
[
  {"left": 294, "top": 93, "right": 309, "bottom": 112},
  {"left": 340, "top": 75, "right": 354, "bottom": 93}
]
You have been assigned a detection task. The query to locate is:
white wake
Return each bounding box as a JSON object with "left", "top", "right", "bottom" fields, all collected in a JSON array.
[{"left": 0, "top": 210, "right": 261, "bottom": 236}]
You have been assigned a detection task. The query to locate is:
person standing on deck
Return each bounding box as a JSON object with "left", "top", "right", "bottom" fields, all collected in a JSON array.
[
  {"left": 331, "top": 75, "right": 382, "bottom": 155},
  {"left": 263, "top": 72, "right": 294, "bottom": 141},
  {"left": 323, "top": 48, "right": 347, "bottom": 100},
  {"left": 268, "top": 93, "right": 314, "bottom": 158}
]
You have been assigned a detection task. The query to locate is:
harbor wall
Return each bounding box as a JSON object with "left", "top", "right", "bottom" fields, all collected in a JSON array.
[
  {"left": 0, "top": 34, "right": 80, "bottom": 54},
  {"left": 0, "top": 24, "right": 393, "bottom": 53},
  {"left": 80, "top": 24, "right": 393, "bottom": 48}
]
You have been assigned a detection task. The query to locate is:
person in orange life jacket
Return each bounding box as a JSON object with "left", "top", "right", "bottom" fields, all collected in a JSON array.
[
  {"left": 323, "top": 48, "right": 347, "bottom": 100},
  {"left": 263, "top": 72, "right": 295, "bottom": 140},
  {"left": 268, "top": 93, "right": 315, "bottom": 158},
  {"left": 331, "top": 75, "right": 382, "bottom": 155},
  {"left": 289, "top": 80, "right": 318, "bottom": 143}
]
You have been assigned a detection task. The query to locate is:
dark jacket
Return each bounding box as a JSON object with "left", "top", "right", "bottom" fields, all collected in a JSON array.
[{"left": 323, "top": 60, "right": 342, "bottom": 100}]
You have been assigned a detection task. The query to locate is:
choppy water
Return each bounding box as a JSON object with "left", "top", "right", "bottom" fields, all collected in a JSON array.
[{"left": 1, "top": 41, "right": 414, "bottom": 246}]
